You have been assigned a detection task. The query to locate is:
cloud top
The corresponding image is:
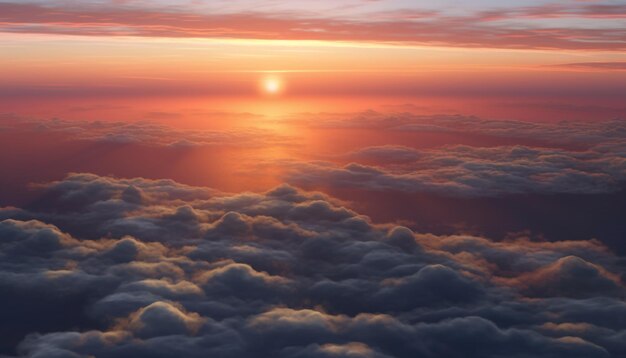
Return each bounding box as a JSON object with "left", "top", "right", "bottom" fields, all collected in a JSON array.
[{"left": 0, "top": 173, "right": 624, "bottom": 357}]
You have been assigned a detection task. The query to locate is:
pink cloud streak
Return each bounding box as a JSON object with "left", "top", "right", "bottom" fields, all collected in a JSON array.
[{"left": 0, "top": 3, "right": 625, "bottom": 50}]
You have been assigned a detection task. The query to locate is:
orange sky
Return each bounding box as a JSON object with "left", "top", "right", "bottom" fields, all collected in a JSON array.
[
  {"left": 1, "top": 31, "right": 625, "bottom": 100},
  {"left": 0, "top": 0, "right": 624, "bottom": 100}
]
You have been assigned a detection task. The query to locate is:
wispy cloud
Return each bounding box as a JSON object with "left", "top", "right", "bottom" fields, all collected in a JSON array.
[
  {"left": 0, "top": 2, "right": 625, "bottom": 50},
  {"left": 553, "top": 62, "right": 626, "bottom": 70}
]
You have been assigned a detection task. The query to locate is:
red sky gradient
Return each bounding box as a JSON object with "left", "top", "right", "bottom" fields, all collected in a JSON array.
[
  {"left": 0, "top": 0, "right": 625, "bottom": 102},
  {"left": 1, "top": 2, "right": 626, "bottom": 357},
  {"left": 1, "top": 0, "right": 625, "bottom": 200}
]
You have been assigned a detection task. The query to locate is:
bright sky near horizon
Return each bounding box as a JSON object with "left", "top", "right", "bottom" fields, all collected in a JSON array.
[
  {"left": 1, "top": 0, "right": 625, "bottom": 99},
  {"left": 0, "top": 0, "right": 623, "bottom": 128},
  {"left": 1, "top": 2, "right": 626, "bottom": 358}
]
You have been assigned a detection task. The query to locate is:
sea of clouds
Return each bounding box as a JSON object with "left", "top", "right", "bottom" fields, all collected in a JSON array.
[{"left": 0, "top": 173, "right": 624, "bottom": 357}]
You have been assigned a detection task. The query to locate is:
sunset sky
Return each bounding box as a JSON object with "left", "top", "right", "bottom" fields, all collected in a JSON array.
[
  {"left": 0, "top": 1, "right": 625, "bottom": 358},
  {"left": 1, "top": 0, "right": 626, "bottom": 98}
]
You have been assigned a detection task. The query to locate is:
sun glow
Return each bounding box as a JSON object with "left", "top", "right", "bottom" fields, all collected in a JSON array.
[{"left": 262, "top": 77, "right": 283, "bottom": 95}]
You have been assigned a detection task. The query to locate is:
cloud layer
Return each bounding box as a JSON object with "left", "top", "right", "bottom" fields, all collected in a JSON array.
[
  {"left": 2, "top": 113, "right": 625, "bottom": 198},
  {"left": 0, "top": 173, "right": 625, "bottom": 357},
  {"left": 286, "top": 143, "right": 626, "bottom": 197},
  {"left": 283, "top": 114, "right": 626, "bottom": 196},
  {"left": 0, "top": 114, "right": 286, "bottom": 148},
  {"left": 0, "top": 1, "right": 625, "bottom": 50}
]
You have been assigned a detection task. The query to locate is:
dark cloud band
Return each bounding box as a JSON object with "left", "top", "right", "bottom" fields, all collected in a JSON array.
[{"left": 0, "top": 173, "right": 624, "bottom": 357}]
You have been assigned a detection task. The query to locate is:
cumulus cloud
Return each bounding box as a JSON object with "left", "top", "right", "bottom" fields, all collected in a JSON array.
[
  {"left": 281, "top": 342, "right": 393, "bottom": 358},
  {"left": 278, "top": 113, "right": 626, "bottom": 196},
  {"left": 0, "top": 115, "right": 288, "bottom": 148},
  {"left": 0, "top": 173, "right": 624, "bottom": 357},
  {"left": 3, "top": 112, "right": 624, "bottom": 198},
  {"left": 122, "top": 301, "right": 205, "bottom": 338},
  {"left": 299, "top": 112, "right": 626, "bottom": 148},
  {"left": 503, "top": 256, "right": 624, "bottom": 299},
  {"left": 285, "top": 144, "right": 626, "bottom": 196}
]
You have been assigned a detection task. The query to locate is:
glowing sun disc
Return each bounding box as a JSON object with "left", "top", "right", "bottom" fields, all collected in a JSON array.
[{"left": 262, "top": 77, "right": 283, "bottom": 95}]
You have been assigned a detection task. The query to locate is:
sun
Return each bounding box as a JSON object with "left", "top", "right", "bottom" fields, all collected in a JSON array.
[{"left": 261, "top": 77, "right": 283, "bottom": 95}]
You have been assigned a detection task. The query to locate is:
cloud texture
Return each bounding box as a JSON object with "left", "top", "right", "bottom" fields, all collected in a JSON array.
[
  {"left": 0, "top": 1, "right": 625, "bottom": 50},
  {"left": 286, "top": 143, "right": 626, "bottom": 196},
  {"left": 2, "top": 113, "right": 625, "bottom": 198},
  {"left": 0, "top": 173, "right": 625, "bottom": 357},
  {"left": 284, "top": 114, "right": 626, "bottom": 196},
  {"left": 0, "top": 114, "right": 285, "bottom": 148}
]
